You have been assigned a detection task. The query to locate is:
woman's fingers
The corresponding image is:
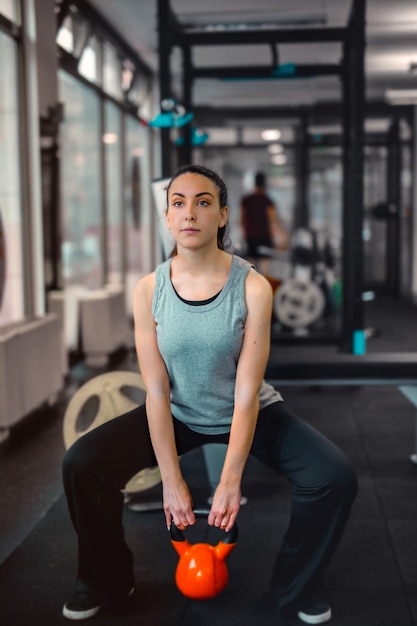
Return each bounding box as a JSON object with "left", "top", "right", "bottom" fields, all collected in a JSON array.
[
  {"left": 164, "top": 502, "right": 195, "bottom": 530},
  {"left": 208, "top": 502, "right": 239, "bottom": 532},
  {"left": 163, "top": 478, "right": 195, "bottom": 530},
  {"left": 171, "top": 509, "right": 195, "bottom": 530}
]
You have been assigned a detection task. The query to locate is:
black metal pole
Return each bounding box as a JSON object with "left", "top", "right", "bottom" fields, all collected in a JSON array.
[
  {"left": 40, "top": 111, "right": 62, "bottom": 291},
  {"left": 158, "top": 0, "right": 173, "bottom": 178},
  {"left": 294, "top": 113, "right": 309, "bottom": 229},
  {"left": 180, "top": 44, "right": 193, "bottom": 166},
  {"left": 386, "top": 115, "right": 401, "bottom": 296},
  {"left": 50, "top": 139, "right": 61, "bottom": 290},
  {"left": 340, "top": 0, "right": 366, "bottom": 353}
]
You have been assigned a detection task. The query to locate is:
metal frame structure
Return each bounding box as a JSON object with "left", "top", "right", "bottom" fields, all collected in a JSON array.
[
  {"left": 157, "top": 0, "right": 367, "bottom": 353},
  {"left": 340, "top": 0, "right": 365, "bottom": 352},
  {"left": 385, "top": 115, "right": 402, "bottom": 297}
]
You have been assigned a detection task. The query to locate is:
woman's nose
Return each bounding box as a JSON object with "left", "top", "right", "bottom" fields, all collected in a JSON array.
[{"left": 185, "top": 206, "right": 196, "bottom": 220}]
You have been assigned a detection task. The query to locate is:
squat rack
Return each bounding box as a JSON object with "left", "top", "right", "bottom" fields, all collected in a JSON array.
[{"left": 156, "top": 0, "right": 365, "bottom": 354}]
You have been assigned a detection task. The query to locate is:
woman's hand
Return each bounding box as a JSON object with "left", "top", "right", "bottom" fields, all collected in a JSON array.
[
  {"left": 163, "top": 477, "right": 195, "bottom": 531},
  {"left": 208, "top": 481, "right": 241, "bottom": 533}
]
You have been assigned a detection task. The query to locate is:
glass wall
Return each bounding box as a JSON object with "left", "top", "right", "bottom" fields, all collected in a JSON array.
[
  {"left": 103, "top": 42, "right": 122, "bottom": 101},
  {"left": 400, "top": 139, "right": 412, "bottom": 296},
  {"left": 363, "top": 146, "right": 388, "bottom": 285},
  {"left": 309, "top": 147, "right": 343, "bottom": 242},
  {"left": 125, "top": 116, "right": 149, "bottom": 282},
  {"left": 308, "top": 147, "right": 343, "bottom": 329},
  {"left": 58, "top": 73, "right": 154, "bottom": 295},
  {"left": 56, "top": 1, "right": 155, "bottom": 314},
  {"left": 78, "top": 35, "right": 101, "bottom": 85},
  {"left": 104, "top": 101, "right": 122, "bottom": 283},
  {"left": 59, "top": 70, "right": 102, "bottom": 289},
  {"left": 0, "top": 28, "right": 25, "bottom": 325}
]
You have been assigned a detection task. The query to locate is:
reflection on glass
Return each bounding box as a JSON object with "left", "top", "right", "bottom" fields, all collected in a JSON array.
[
  {"left": 309, "top": 148, "right": 342, "bottom": 241},
  {"left": 78, "top": 36, "right": 101, "bottom": 84},
  {"left": 122, "top": 59, "right": 135, "bottom": 92},
  {"left": 104, "top": 101, "right": 122, "bottom": 283},
  {"left": 0, "top": 31, "right": 24, "bottom": 325},
  {"left": 363, "top": 147, "right": 387, "bottom": 284},
  {"left": 125, "top": 116, "right": 143, "bottom": 281},
  {"left": 308, "top": 147, "right": 343, "bottom": 331},
  {"left": 124, "top": 115, "right": 154, "bottom": 295},
  {"left": 126, "top": 72, "right": 150, "bottom": 109},
  {"left": 56, "top": 15, "right": 74, "bottom": 53},
  {"left": 59, "top": 70, "right": 102, "bottom": 289},
  {"left": 103, "top": 42, "right": 122, "bottom": 100},
  {"left": 57, "top": 7, "right": 90, "bottom": 59}
]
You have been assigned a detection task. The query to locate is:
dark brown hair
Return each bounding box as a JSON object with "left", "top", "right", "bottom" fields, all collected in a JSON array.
[{"left": 166, "top": 164, "right": 230, "bottom": 254}]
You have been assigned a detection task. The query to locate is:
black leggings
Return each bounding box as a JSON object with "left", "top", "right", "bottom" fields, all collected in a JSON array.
[{"left": 62, "top": 401, "right": 357, "bottom": 615}]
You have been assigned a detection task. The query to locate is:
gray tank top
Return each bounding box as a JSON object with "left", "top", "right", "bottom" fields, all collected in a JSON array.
[{"left": 152, "top": 254, "right": 282, "bottom": 434}]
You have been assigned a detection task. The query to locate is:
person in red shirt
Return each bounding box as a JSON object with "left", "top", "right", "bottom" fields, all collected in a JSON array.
[{"left": 240, "top": 171, "right": 289, "bottom": 274}]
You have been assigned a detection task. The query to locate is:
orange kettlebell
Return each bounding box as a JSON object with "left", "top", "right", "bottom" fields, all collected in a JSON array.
[{"left": 170, "top": 507, "right": 238, "bottom": 600}]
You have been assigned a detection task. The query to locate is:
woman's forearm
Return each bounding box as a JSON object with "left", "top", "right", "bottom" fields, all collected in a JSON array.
[
  {"left": 145, "top": 394, "right": 182, "bottom": 484},
  {"left": 220, "top": 397, "right": 259, "bottom": 486}
]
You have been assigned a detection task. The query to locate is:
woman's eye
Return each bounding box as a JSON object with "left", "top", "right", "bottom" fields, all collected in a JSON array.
[{"left": 198, "top": 200, "right": 209, "bottom": 206}]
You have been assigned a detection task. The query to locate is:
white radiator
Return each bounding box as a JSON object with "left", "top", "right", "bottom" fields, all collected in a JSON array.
[
  {"left": 79, "top": 285, "right": 132, "bottom": 367},
  {"left": 0, "top": 314, "right": 64, "bottom": 434},
  {"left": 48, "top": 285, "right": 132, "bottom": 369}
]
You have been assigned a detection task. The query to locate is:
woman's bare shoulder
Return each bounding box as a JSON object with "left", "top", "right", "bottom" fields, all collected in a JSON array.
[
  {"left": 133, "top": 271, "right": 156, "bottom": 305},
  {"left": 246, "top": 266, "right": 273, "bottom": 296},
  {"left": 244, "top": 267, "right": 273, "bottom": 316}
]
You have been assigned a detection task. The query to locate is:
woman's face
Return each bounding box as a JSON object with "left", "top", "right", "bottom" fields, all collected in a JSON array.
[{"left": 166, "top": 173, "right": 228, "bottom": 251}]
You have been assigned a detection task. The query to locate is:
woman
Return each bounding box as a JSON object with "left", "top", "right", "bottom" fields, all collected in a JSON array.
[{"left": 62, "top": 164, "right": 357, "bottom": 623}]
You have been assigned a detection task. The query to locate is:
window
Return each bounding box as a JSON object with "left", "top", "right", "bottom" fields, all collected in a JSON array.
[
  {"left": 78, "top": 35, "right": 101, "bottom": 85},
  {"left": 56, "top": 1, "right": 154, "bottom": 306},
  {"left": 56, "top": 15, "right": 74, "bottom": 53},
  {"left": 126, "top": 70, "right": 150, "bottom": 110},
  {"left": 122, "top": 59, "right": 135, "bottom": 93},
  {"left": 0, "top": 30, "right": 24, "bottom": 325},
  {"left": 0, "top": 0, "right": 18, "bottom": 23},
  {"left": 56, "top": 5, "right": 89, "bottom": 57},
  {"left": 309, "top": 147, "right": 342, "bottom": 241},
  {"left": 59, "top": 70, "right": 102, "bottom": 289},
  {"left": 125, "top": 116, "right": 152, "bottom": 294},
  {"left": 104, "top": 101, "right": 122, "bottom": 283},
  {"left": 103, "top": 42, "right": 122, "bottom": 100}
]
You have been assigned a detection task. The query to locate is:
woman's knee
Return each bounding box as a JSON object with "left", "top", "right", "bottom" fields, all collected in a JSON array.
[
  {"left": 62, "top": 437, "right": 93, "bottom": 482},
  {"left": 329, "top": 454, "right": 358, "bottom": 506}
]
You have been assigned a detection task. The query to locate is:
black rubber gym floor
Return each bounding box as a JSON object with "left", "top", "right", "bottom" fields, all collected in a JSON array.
[{"left": 0, "top": 295, "right": 416, "bottom": 625}]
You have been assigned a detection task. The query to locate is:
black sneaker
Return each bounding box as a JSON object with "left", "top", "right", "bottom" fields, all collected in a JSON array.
[
  {"left": 63, "top": 580, "right": 102, "bottom": 620},
  {"left": 63, "top": 580, "right": 134, "bottom": 621},
  {"left": 297, "top": 580, "right": 332, "bottom": 624}
]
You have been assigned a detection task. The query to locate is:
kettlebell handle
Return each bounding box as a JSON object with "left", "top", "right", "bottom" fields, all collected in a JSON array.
[{"left": 170, "top": 505, "right": 238, "bottom": 544}]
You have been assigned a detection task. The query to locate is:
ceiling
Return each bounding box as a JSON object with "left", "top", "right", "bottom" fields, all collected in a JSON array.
[{"left": 87, "top": 0, "right": 417, "bottom": 133}]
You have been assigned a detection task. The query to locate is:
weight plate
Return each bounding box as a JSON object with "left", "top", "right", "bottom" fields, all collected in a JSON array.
[
  {"left": 63, "top": 371, "right": 161, "bottom": 494},
  {"left": 274, "top": 278, "right": 325, "bottom": 329}
]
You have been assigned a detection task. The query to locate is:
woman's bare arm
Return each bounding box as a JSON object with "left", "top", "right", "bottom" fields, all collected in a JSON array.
[
  {"left": 208, "top": 268, "right": 273, "bottom": 531},
  {"left": 133, "top": 274, "right": 195, "bottom": 530}
]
